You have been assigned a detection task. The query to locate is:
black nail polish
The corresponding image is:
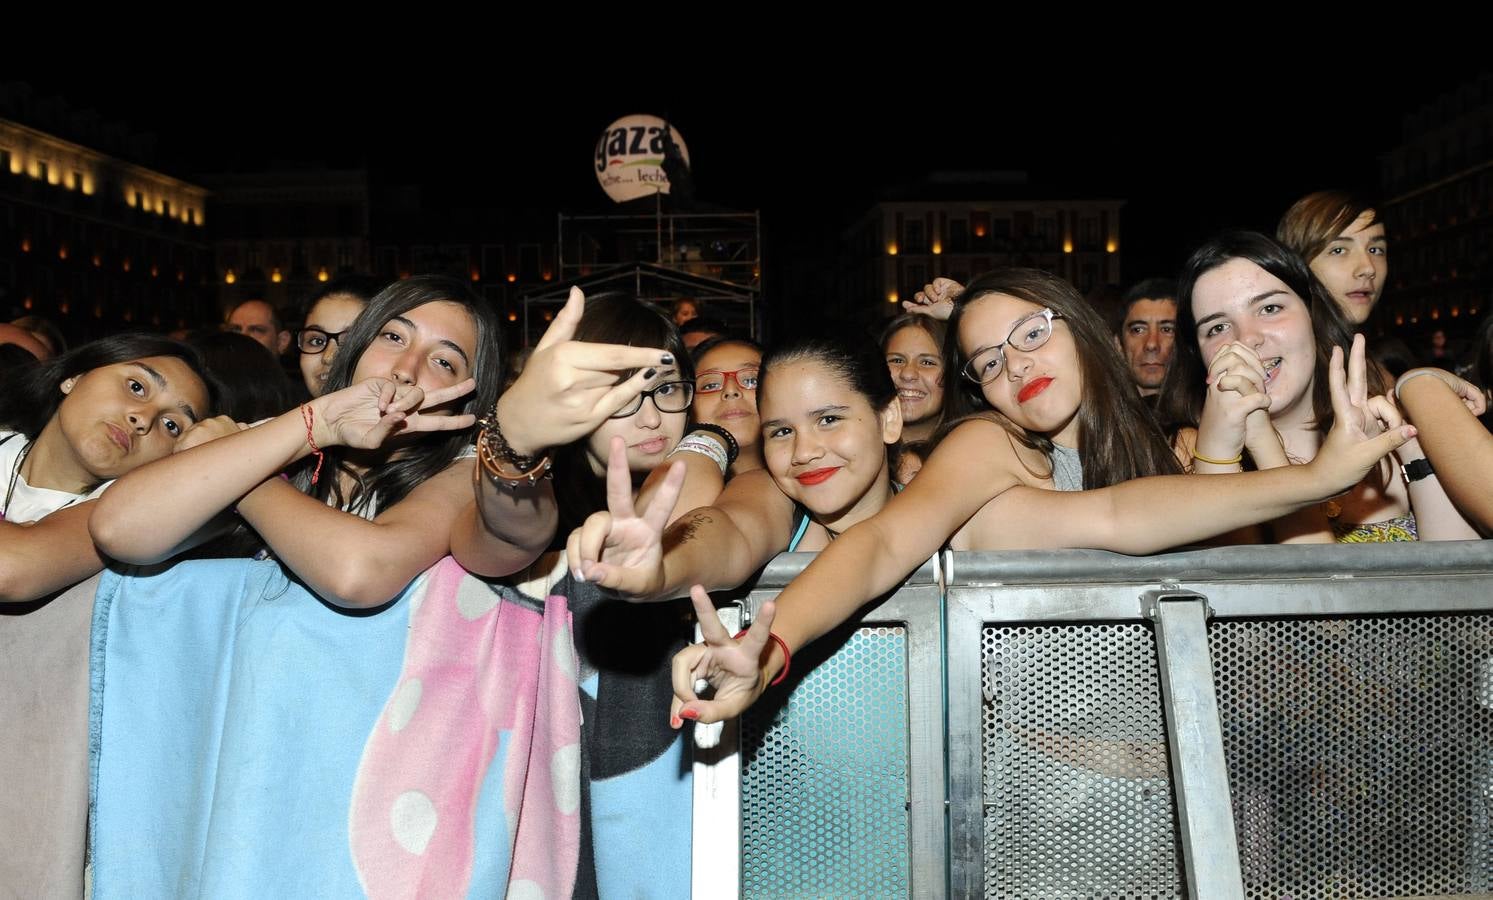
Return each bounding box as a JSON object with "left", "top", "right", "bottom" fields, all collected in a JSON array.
[
  {"left": 643, "top": 367, "right": 657, "bottom": 379},
  {"left": 660, "top": 353, "right": 674, "bottom": 365}
]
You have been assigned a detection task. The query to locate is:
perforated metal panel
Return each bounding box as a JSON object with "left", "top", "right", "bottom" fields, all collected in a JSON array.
[
  {"left": 1211, "top": 614, "right": 1493, "bottom": 899},
  {"left": 740, "top": 625, "right": 909, "bottom": 897},
  {"left": 982, "top": 623, "right": 1184, "bottom": 898}
]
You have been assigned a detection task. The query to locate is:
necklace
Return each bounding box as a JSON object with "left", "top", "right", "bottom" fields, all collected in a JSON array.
[{"left": 2, "top": 439, "right": 31, "bottom": 522}]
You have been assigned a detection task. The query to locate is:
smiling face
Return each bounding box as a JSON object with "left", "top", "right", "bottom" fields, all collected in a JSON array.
[
  {"left": 884, "top": 325, "right": 945, "bottom": 426},
  {"left": 1190, "top": 258, "right": 1317, "bottom": 423},
  {"left": 958, "top": 293, "right": 1083, "bottom": 446},
  {"left": 51, "top": 355, "right": 210, "bottom": 484},
  {"left": 1308, "top": 211, "right": 1387, "bottom": 325},
  {"left": 584, "top": 367, "right": 689, "bottom": 476},
  {"left": 692, "top": 341, "right": 762, "bottom": 455},
  {"left": 759, "top": 358, "right": 900, "bottom": 523},
  {"left": 299, "top": 293, "right": 367, "bottom": 397}
]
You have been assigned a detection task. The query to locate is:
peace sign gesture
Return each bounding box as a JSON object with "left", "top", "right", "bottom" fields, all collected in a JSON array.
[
  {"left": 1310, "top": 335, "right": 1415, "bottom": 494},
  {"left": 565, "top": 435, "right": 686, "bottom": 595},
  {"left": 670, "top": 588, "right": 780, "bottom": 727},
  {"left": 493, "top": 287, "right": 678, "bottom": 457},
  {"left": 316, "top": 377, "right": 478, "bottom": 449}
]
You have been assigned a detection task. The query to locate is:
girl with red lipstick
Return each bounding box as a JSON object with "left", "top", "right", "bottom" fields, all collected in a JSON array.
[
  {"left": 566, "top": 334, "right": 903, "bottom": 603},
  {"left": 669, "top": 268, "right": 1420, "bottom": 725},
  {"left": 1159, "top": 232, "right": 1479, "bottom": 543},
  {"left": 0, "top": 334, "right": 216, "bottom": 602}
]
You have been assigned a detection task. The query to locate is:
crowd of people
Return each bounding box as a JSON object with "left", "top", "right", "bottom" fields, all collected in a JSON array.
[{"left": 2, "top": 189, "right": 1492, "bottom": 894}]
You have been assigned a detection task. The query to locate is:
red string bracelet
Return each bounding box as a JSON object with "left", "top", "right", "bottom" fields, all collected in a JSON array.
[
  {"left": 735, "top": 628, "right": 791, "bottom": 686},
  {"left": 301, "top": 404, "right": 325, "bottom": 486}
]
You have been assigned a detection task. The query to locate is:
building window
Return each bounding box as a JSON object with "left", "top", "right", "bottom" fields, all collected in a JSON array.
[
  {"left": 904, "top": 219, "right": 927, "bottom": 254},
  {"left": 1037, "top": 217, "right": 1058, "bottom": 248},
  {"left": 134, "top": 191, "right": 145, "bottom": 209},
  {"left": 906, "top": 264, "right": 927, "bottom": 297},
  {"left": 948, "top": 219, "right": 969, "bottom": 253},
  {"left": 1080, "top": 218, "right": 1100, "bottom": 250},
  {"left": 36, "top": 160, "right": 49, "bottom": 183},
  {"left": 0, "top": 149, "right": 13, "bottom": 173}
]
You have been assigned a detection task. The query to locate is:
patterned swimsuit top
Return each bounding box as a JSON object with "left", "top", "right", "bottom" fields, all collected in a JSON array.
[{"left": 1331, "top": 512, "right": 1418, "bottom": 543}]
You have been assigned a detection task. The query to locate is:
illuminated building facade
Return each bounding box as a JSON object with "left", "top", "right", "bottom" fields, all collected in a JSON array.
[{"left": 0, "top": 87, "right": 211, "bottom": 339}]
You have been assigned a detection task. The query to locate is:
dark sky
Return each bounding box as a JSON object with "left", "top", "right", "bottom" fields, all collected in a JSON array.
[{"left": 16, "top": 64, "right": 1491, "bottom": 289}]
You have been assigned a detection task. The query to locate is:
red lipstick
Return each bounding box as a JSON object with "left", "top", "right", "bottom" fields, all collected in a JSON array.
[
  {"left": 795, "top": 467, "right": 840, "bottom": 485},
  {"left": 1017, "top": 376, "right": 1053, "bottom": 404}
]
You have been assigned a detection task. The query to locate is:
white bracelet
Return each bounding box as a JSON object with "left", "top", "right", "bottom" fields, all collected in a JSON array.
[
  {"left": 667, "top": 434, "right": 729, "bottom": 475},
  {"left": 1394, "top": 369, "right": 1441, "bottom": 401}
]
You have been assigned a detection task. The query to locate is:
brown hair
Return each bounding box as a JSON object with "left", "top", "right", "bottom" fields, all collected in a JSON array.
[
  {"left": 940, "top": 268, "right": 1182, "bottom": 489},
  {"left": 1277, "top": 190, "right": 1378, "bottom": 263}
]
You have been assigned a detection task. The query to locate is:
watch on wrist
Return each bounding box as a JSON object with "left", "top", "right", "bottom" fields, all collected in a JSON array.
[{"left": 1401, "top": 457, "right": 1435, "bottom": 484}]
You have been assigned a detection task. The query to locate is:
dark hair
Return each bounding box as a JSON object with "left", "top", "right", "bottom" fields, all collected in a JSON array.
[
  {"left": 1115, "top": 278, "right": 1178, "bottom": 336},
  {"left": 298, "top": 275, "right": 383, "bottom": 324},
  {"left": 1156, "top": 231, "right": 1383, "bottom": 441},
  {"left": 690, "top": 334, "right": 763, "bottom": 366},
  {"left": 879, "top": 313, "right": 947, "bottom": 352},
  {"left": 0, "top": 333, "right": 219, "bottom": 441},
  {"left": 941, "top": 268, "right": 1182, "bottom": 488},
  {"left": 225, "top": 298, "right": 286, "bottom": 334},
  {"left": 680, "top": 316, "right": 729, "bottom": 338},
  {"left": 552, "top": 294, "right": 692, "bottom": 536},
  {"left": 1474, "top": 315, "right": 1493, "bottom": 431},
  {"left": 295, "top": 275, "right": 502, "bottom": 515},
  {"left": 759, "top": 333, "right": 898, "bottom": 415},
  {"left": 187, "top": 330, "right": 299, "bottom": 422}
]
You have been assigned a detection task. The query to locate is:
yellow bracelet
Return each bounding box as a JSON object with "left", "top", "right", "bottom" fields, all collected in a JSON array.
[{"left": 1192, "top": 450, "right": 1243, "bottom": 466}]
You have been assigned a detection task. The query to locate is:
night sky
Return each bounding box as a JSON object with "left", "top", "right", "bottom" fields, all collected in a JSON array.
[{"left": 16, "top": 64, "right": 1491, "bottom": 311}]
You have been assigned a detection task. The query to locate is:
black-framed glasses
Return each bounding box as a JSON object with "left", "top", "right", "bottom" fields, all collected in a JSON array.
[
  {"left": 296, "top": 328, "right": 347, "bottom": 355},
  {"left": 695, "top": 367, "right": 760, "bottom": 394},
  {"left": 961, "top": 308, "right": 1064, "bottom": 385},
  {"left": 609, "top": 380, "right": 696, "bottom": 418}
]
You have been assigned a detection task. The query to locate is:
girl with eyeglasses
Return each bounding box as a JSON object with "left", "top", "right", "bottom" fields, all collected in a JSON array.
[
  {"left": 669, "top": 267, "right": 1418, "bottom": 725},
  {"left": 690, "top": 335, "right": 765, "bottom": 477},
  {"left": 296, "top": 275, "right": 380, "bottom": 398},
  {"left": 469, "top": 292, "right": 729, "bottom": 899}
]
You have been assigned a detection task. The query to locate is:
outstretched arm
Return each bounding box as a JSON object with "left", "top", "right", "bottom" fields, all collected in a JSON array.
[{"left": 1397, "top": 369, "right": 1493, "bottom": 535}]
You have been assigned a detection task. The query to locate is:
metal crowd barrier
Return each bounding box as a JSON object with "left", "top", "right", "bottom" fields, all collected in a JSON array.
[{"left": 691, "top": 541, "right": 1493, "bottom": 899}]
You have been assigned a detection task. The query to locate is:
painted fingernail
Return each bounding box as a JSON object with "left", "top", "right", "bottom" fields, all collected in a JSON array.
[
  {"left": 643, "top": 367, "right": 657, "bottom": 379},
  {"left": 679, "top": 708, "right": 699, "bottom": 721},
  {"left": 670, "top": 715, "right": 683, "bottom": 729},
  {"left": 660, "top": 353, "right": 674, "bottom": 365},
  {"left": 572, "top": 569, "right": 586, "bottom": 583}
]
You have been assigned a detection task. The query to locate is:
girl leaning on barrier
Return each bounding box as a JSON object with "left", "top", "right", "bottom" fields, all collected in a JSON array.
[
  {"left": 564, "top": 333, "right": 904, "bottom": 606},
  {"left": 89, "top": 275, "right": 512, "bottom": 606},
  {"left": 0, "top": 334, "right": 217, "bottom": 603},
  {"left": 1158, "top": 231, "right": 1482, "bottom": 543},
  {"left": 669, "top": 267, "right": 1419, "bottom": 725}
]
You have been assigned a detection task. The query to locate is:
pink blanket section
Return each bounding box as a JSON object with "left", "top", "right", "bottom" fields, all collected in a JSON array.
[{"left": 349, "top": 557, "right": 582, "bottom": 898}]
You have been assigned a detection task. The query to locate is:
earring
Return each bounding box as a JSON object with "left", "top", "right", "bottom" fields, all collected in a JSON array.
[{"left": 61, "top": 377, "right": 76, "bottom": 394}]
